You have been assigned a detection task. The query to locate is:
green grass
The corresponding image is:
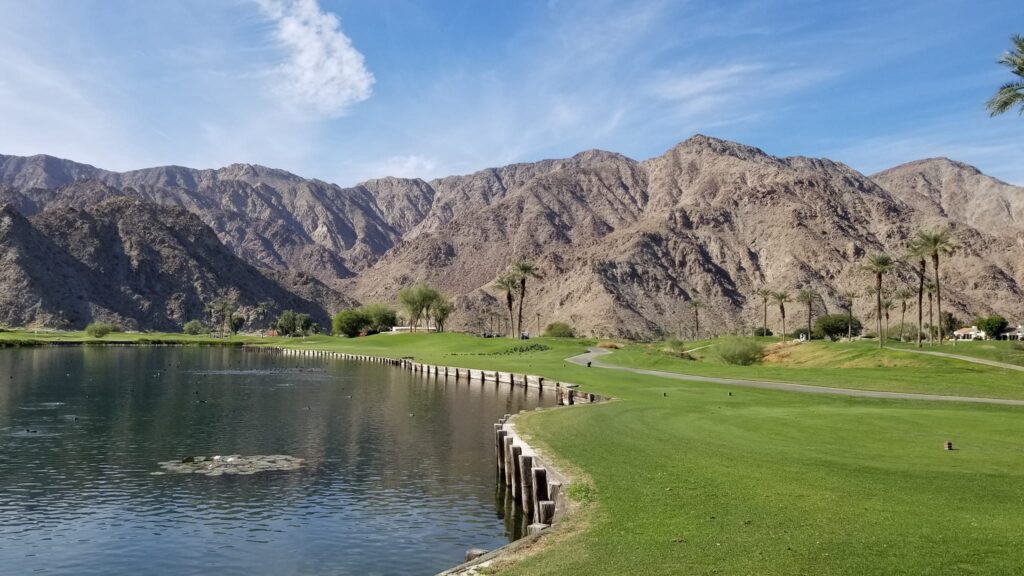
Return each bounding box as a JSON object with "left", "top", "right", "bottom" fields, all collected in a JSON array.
[
  {"left": 888, "top": 340, "right": 1024, "bottom": 368},
  {"left": 3, "top": 330, "right": 1024, "bottom": 573},
  {"left": 603, "top": 338, "right": 1024, "bottom": 400}
]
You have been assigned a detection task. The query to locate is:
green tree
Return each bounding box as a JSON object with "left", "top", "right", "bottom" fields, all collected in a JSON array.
[
  {"left": 276, "top": 310, "right": 298, "bottom": 336},
  {"left": 772, "top": 291, "right": 791, "bottom": 342},
  {"left": 796, "top": 288, "right": 819, "bottom": 340},
  {"left": 431, "top": 297, "right": 455, "bottom": 332},
  {"left": 986, "top": 35, "right": 1024, "bottom": 116},
  {"left": 511, "top": 261, "right": 542, "bottom": 337},
  {"left": 893, "top": 288, "right": 914, "bottom": 342},
  {"left": 398, "top": 283, "right": 443, "bottom": 331},
  {"left": 333, "top": 309, "right": 368, "bottom": 337},
  {"left": 494, "top": 274, "right": 518, "bottom": 338},
  {"left": 229, "top": 314, "right": 245, "bottom": 334},
  {"left": 183, "top": 320, "right": 206, "bottom": 335},
  {"left": 977, "top": 315, "right": 1009, "bottom": 341},
  {"left": 85, "top": 322, "right": 113, "bottom": 338},
  {"left": 814, "top": 314, "right": 863, "bottom": 341},
  {"left": 914, "top": 229, "right": 956, "bottom": 344},
  {"left": 296, "top": 313, "right": 313, "bottom": 335},
  {"left": 863, "top": 253, "right": 895, "bottom": 349},
  {"left": 360, "top": 304, "right": 398, "bottom": 332}
]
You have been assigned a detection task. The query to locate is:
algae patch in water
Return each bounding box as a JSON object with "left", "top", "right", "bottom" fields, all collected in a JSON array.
[{"left": 155, "top": 454, "right": 304, "bottom": 476}]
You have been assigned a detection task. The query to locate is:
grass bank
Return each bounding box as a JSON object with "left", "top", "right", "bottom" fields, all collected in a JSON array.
[
  {"left": 258, "top": 333, "right": 1024, "bottom": 574},
  {"left": 3, "top": 330, "right": 1023, "bottom": 574},
  {"left": 603, "top": 338, "right": 1024, "bottom": 400}
]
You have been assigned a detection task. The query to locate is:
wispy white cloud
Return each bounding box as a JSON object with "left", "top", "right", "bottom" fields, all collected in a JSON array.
[
  {"left": 351, "top": 154, "right": 440, "bottom": 181},
  {"left": 255, "top": 0, "right": 374, "bottom": 117}
]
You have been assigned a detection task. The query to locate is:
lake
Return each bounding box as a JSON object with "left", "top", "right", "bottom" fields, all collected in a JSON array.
[{"left": 0, "top": 346, "right": 553, "bottom": 575}]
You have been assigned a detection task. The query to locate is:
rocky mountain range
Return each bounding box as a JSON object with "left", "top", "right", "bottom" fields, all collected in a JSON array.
[{"left": 1, "top": 135, "right": 1021, "bottom": 337}]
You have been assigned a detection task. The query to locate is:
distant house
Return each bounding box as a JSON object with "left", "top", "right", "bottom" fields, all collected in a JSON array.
[
  {"left": 390, "top": 326, "right": 437, "bottom": 333},
  {"left": 952, "top": 326, "right": 986, "bottom": 341},
  {"left": 1000, "top": 324, "right": 1024, "bottom": 341}
]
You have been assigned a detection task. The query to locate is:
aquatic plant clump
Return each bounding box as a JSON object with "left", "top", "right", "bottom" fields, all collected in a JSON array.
[{"left": 155, "top": 454, "right": 304, "bottom": 476}]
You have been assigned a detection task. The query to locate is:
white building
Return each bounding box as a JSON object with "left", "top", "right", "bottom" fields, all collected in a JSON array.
[
  {"left": 1000, "top": 324, "right": 1024, "bottom": 341},
  {"left": 952, "top": 326, "right": 986, "bottom": 341}
]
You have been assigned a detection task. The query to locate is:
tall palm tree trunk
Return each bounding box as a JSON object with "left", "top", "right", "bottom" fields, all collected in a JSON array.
[
  {"left": 916, "top": 260, "right": 925, "bottom": 348},
  {"left": 780, "top": 306, "right": 786, "bottom": 341},
  {"left": 927, "top": 294, "right": 934, "bottom": 346},
  {"left": 899, "top": 301, "right": 907, "bottom": 342},
  {"left": 762, "top": 299, "right": 768, "bottom": 336},
  {"left": 875, "top": 273, "right": 883, "bottom": 349},
  {"left": 505, "top": 292, "right": 515, "bottom": 338},
  {"left": 516, "top": 279, "right": 527, "bottom": 337},
  {"left": 694, "top": 308, "right": 700, "bottom": 339},
  {"left": 933, "top": 254, "right": 944, "bottom": 345},
  {"left": 847, "top": 304, "right": 853, "bottom": 341},
  {"left": 806, "top": 301, "right": 812, "bottom": 340}
]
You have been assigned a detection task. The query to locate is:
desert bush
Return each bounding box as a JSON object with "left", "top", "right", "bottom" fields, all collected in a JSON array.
[
  {"left": 716, "top": 337, "right": 764, "bottom": 365},
  {"left": 182, "top": 320, "right": 207, "bottom": 335},
  {"left": 544, "top": 322, "right": 575, "bottom": 338},
  {"left": 85, "top": 322, "right": 114, "bottom": 338},
  {"left": 597, "top": 341, "right": 623, "bottom": 349},
  {"left": 753, "top": 326, "right": 773, "bottom": 337},
  {"left": 813, "top": 314, "right": 862, "bottom": 340}
]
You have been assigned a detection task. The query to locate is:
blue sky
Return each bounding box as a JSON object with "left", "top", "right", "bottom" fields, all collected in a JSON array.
[{"left": 1, "top": 0, "right": 1022, "bottom": 185}]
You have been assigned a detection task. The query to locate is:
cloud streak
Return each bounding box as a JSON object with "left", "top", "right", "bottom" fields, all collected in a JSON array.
[{"left": 256, "top": 0, "right": 374, "bottom": 117}]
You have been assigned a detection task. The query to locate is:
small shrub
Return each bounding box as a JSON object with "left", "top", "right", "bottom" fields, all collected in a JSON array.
[
  {"left": 544, "top": 322, "right": 575, "bottom": 338},
  {"left": 85, "top": 322, "right": 113, "bottom": 338},
  {"left": 332, "top": 309, "right": 369, "bottom": 338},
  {"left": 182, "top": 320, "right": 207, "bottom": 335},
  {"left": 977, "top": 315, "right": 1008, "bottom": 341},
  {"left": 597, "top": 341, "right": 623, "bottom": 349},
  {"left": 716, "top": 337, "right": 764, "bottom": 365},
  {"left": 753, "top": 326, "right": 773, "bottom": 337},
  {"left": 813, "top": 314, "right": 862, "bottom": 340}
]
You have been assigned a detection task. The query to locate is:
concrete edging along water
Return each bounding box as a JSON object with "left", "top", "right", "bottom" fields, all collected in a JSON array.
[{"left": 241, "top": 345, "right": 608, "bottom": 575}]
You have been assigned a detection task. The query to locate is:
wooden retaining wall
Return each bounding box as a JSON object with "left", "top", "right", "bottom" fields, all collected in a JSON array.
[
  {"left": 242, "top": 345, "right": 608, "bottom": 407},
  {"left": 242, "top": 344, "right": 608, "bottom": 574}
]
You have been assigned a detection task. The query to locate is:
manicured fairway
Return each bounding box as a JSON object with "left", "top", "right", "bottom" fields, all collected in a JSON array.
[
  {"left": 4, "top": 331, "right": 1024, "bottom": 574},
  {"left": 888, "top": 340, "right": 1024, "bottom": 368},
  {"left": 603, "top": 339, "right": 1024, "bottom": 400},
  {"left": 259, "top": 333, "right": 1024, "bottom": 575}
]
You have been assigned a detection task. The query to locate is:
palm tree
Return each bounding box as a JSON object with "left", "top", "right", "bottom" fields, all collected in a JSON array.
[
  {"left": 512, "top": 261, "right": 542, "bottom": 337},
  {"left": 907, "top": 240, "right": 928, "bottom": 348},
  {"left": 772, "top": 291, "right": 791, "bottom": 341},
  {"left": 493, "top": 274, "right": 518, "bottom": 338},
  {"left": 894, "top": 288, "right": 914, "bottom": 342},
  {"left": 863, "top": 253, "right": 895, "bottom": 349},
  {"left": 688, "top": 299, "right": 704, "bottom": 339},
  {"left": 796, "top": 288, "right": 819, "bottom": 340},
  {"left": 914, "top": 229, "right": 956, "bottom": 345},
  {"left": 987, "top": 35, "right": 1024, "bottom": 116},
  {"left": 754, "top": 287, "right": 772, "bottom": 336},
  {"left": 838, "top": 290, "right": 858, "bottom": 341},
  {"left": 881, "top": 299, "right": 896, "bottom": 343},
  {"left": 925, "top": 280, "right": 937, "bottom": 345}
]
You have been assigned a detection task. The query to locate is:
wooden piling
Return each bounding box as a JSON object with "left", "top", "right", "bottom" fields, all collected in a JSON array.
[
  {"left": 509, "top": 445, "right": 523, "bottom": 500},
  {"left": 496, "top": 429, "right": 507, "bottom": 471},
  {"left": 518, "top": 454, "right": 534, "bottom": 514},
  {"left": 531, "top": 467, "right": 549, "bottom": 519},
  {"left": 537, "top": 500, "right": 555, "bottom": 524}
]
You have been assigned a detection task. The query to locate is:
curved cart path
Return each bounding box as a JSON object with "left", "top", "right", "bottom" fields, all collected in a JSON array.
[
  {"left": 885, "top": 346, "right": 1024, "bottom": 372},
  {"left": 567, "top": 348, "right": 1024, "bottom": 407}
]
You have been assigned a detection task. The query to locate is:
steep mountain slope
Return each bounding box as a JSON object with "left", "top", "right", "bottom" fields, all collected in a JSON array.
[
  {"left": 873, "top": 158, "right": 1024, "bottom": 241},
  {"left": 2, "top": 138, "right": 1022, "bottom": 337},
  {"left": 0, "top": 198, "right": 349, "bottom": 330}
]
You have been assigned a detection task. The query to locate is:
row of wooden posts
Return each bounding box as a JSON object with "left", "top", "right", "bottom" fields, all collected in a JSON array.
[
  {"left": 246, "top": 345, "right": 606, "bottom": 406},
  {"left": 495, "top": 415, "right": 561, "bottom": 532},
  {"left": 245, "top": 345, "right": 607, "bottom": 541}
]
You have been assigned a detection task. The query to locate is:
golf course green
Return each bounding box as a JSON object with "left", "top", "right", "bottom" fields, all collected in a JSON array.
[{"left": 4, "top": 330, "right": 1023, "bottom": 574}]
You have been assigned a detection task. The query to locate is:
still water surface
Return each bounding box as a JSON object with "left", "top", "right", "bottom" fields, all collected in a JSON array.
[{"left": 0, "top": 346, "right": 552, "bottom": 575}]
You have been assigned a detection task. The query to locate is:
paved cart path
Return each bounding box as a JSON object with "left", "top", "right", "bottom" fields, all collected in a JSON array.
[{"left": 567, "top": 348, "right": 1024, "bottom": 406}]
